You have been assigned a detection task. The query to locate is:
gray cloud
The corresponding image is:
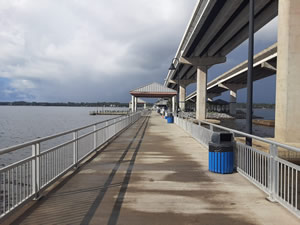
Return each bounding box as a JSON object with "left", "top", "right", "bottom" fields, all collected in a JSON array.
[{"left": 0, "top": 0, "right": 197, "bottom": 102}]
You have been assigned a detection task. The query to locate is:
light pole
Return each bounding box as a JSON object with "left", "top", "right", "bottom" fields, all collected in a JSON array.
[
  {"left": 246, "top": 0, "right": 254, "bottom": 146},
  {"left": 169, "top": 58, "right": 179, "bottom": 115}
]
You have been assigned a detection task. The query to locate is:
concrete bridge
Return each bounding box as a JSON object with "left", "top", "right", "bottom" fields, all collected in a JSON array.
[
  {"left": 164, "top": 0, "right": 300, "bottom": 143},
  {"left": 3, "top": 112, "right": 299, "bottom": 225}
]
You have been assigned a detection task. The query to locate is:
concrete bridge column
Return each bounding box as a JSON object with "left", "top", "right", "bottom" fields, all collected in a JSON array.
[
  {"left": 196, "top": 66, "right": 207, "bottom": 120},
  {"left": 172, "top": 96, "right": 176, "bottom": 113},
  {"left": 275, "top": 0, "right": 300, "bottom": 142},
  {"left": 229, "top": 89, "right": 237, "bottom": 115},
  {"left": 179, "top": 84, "right": 186, "bottom": 111},
  {"left": 144, "top": 103, "right": 146, "bottom": 109}
]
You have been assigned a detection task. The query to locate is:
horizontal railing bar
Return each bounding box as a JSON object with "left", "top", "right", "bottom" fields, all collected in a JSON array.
[
  {"left": 0, "top": 156, "right": 34, "bottom": 172},
  {"left": 39, "top": 139, "right": 75, "bottom": 157},
  {"left": 236, "top": 142, "right": 270, "bottom": 157},
  {"left": 199, "top": 120, "right": 300, "bottom": 153},
  {"left": 276, "top": 157, "right": 300, "bottom": 170},
  {"left": 0, "top": 114, "right": 127, "bottom": 155}
]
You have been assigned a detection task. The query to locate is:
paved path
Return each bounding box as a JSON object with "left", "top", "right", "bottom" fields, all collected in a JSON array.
[{"left": 13, "top": 113, "right": 299, "bottom": 225}]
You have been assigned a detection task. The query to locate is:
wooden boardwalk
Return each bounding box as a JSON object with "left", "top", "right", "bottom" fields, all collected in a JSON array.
[{"left": 11, "top": 113, "right": 299, "bottom": 225}]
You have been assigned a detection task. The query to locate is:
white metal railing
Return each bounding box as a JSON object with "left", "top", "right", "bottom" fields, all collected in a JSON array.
[
  {"left": 0, "top": 112, "right": 143, "bottom": 219},
  {"left": 175, "top": 116, "right": 300, "bottom": 218}
]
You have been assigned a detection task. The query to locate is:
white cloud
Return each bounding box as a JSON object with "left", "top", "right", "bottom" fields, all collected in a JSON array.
[{"left": 0, "top": 0, "right": 198, "bottom": 101}]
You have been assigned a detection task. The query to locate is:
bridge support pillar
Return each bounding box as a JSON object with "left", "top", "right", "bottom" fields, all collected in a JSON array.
[
  {"left": 275, "top": 0, "right": 300, "bottom": 142},
  {"left": 229, "top": 89, "right": 237, "bottom": 115},
  {"left": 144, "top": 103, "right": 146, "bottom": 109},
  {"left": 196, "top": 66, "right": 207, "bottom": 120},
  {"left": 172, "top": 96, "right": 176, "bottom": 113},
  {"left": 179, "top": 84, "right": 186, "bottom": 111}
]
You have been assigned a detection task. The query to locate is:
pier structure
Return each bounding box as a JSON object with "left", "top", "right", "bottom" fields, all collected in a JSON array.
[
  {"left": 1, "top": 112, "right": 300, "bottom": 224},
  {"left": 129, "top": 82, "right": 177, "bottom": 113}
]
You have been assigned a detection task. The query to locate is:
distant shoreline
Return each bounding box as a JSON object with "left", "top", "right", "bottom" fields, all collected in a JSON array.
[{"left": 0, "top": 101, "right": 132, "bottom": 107}]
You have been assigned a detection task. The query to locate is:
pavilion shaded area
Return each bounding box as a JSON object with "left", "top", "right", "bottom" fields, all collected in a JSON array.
[{"left": 129, "top": 82, "right": 177, "bottom": 112}]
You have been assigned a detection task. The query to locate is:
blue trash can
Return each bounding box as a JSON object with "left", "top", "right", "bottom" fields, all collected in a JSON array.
[
  {"left": 208, "top": 133, "right": 234, "bottom": 174},
  {"left": 167, "top": 116, "right": 174, "bottom": 123},
  {"left": 167, "top": 112, "right": 174, "bottom": 123}
]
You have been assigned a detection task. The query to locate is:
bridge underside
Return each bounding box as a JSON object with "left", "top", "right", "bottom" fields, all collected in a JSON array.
[{"left": 11, "top": 114, "right": 298, "bottom": 225}]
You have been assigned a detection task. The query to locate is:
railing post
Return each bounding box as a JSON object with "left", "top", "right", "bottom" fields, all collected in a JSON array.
[
  {"left": 32, "top": 142, "right": 40, "bottom": 199},
  {"left": 113, "top": 119, "right": 116, "bottom": 135},
  {"left": 93, "top": 125, "right": 97, "bottom": 150},
  {"left": 106, "top": 121, "right": 109, "bottom": 140},
  {"left": 73, "top": 131, "right": 78, "bottom": 168},
  {"left": 268, "top": 143, "right": 278, "bottom": 202},
  {"left": 209, "top": 124, "right": 213, "bottom": 131}
]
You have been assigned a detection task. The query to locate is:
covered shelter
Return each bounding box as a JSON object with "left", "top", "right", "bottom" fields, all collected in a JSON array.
[
  {"left": 130, "top": 82, "right": 177, "bottom": 112},
  {"left": 129, "top": 98, "right": 147, "bottom": 109}
]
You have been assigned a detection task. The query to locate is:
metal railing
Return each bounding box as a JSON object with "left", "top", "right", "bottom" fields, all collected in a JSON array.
[
  {"left": 0, "top": 112, "right": 143, "bottom": 219},
  {"left": 174, "top": 116, "right": 300, "bottom": 218}
]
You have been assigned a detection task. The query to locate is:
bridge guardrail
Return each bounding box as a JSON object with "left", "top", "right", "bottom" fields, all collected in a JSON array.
[
  {"left": 0, "top": 111, "right": 143, "bottom": 220},
  {"left": 174, "top": 116, "right": 300, "bottom": 218}
]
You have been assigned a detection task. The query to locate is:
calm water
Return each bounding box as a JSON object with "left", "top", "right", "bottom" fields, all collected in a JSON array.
[
  {"left": 220, "top": 108, "right": 275, "bottom": 138},
  {"left": 0, "top": 106, "right": 125, "bottom": 149},
  {"left": 253, "top": 108, "right": 275, "bottom": 120},
  {"left": 0, "top": 106, "right": 126, "bottom": 166}
]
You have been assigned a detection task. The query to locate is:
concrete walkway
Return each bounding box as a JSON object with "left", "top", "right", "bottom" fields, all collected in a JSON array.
[{"left": 13, "top": 113, "right": 299, "bottom": 225}]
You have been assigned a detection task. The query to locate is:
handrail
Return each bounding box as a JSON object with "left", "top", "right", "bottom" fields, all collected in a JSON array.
[
  {"left": 177, "top": 113, "right": 300, "bottom": 153},
  {"left": 199, "top": 120, "right": 300, "bottom": 153},
  {"left": 0, "top": 111, "right": 144, "bottom": 220},
  {"left": 0, "top": 114, "right": 126, "bottom": 155}
]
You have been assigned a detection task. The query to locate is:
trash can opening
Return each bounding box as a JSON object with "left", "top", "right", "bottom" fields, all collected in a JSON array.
[{"left": 220, "top": 133, "right": 233, "bottom": 142}]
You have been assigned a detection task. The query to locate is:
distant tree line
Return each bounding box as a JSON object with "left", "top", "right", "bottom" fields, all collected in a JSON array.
[
  {"left": 0, "top": 101, "right": 133, "bottom": 107},
  {"left": 236, "top": 103, "right": 275, "bottom": 109}
]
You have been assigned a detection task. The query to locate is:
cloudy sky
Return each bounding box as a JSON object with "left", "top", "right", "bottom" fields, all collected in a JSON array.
[{"left": 0, "top": 0, "right": 277, "bottom": 103}]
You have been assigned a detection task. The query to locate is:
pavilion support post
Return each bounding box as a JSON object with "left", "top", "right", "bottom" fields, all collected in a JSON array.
[
  {"left": 229, "top": 89, "right": 237, "bottom": 115},
  {"left": 134, "top": 97, "right": 137, "bottom": 112},
  {"left": 131, "top": 96, "right": 135, "bottom": 112},
  {"left": 179, "top": 84, "right": 186, "bottom": 112},
  {"left": 196, "top": 66, "right": 207, "bottom": 121}
]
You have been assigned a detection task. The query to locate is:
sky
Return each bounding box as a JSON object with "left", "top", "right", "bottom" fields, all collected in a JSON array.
[{"left": 0, "top": 0, "right": 277, "bottom": 103}]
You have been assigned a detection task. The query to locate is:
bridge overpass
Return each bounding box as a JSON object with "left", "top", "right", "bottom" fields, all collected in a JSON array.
[
  {"left": 186, "top": 43, "right": 277, "bottom": 115},
  {"left": 164, "top": 0, "right": 300, "bottom": 143}
]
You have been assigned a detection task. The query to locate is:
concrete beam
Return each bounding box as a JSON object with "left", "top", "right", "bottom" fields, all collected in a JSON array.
[
  {"left": 169, "top": 79, "right": 196, "bottom": 86},
  {"left": 218, "top": 83, "right": 245, "bottom": 91},
  {"left": 261, "top": 62, "right": 277, "bottom": 72},
  {"left": 209, "top": 1, "right": 277, "bottom": 56},
  {"left": 179, "top": 56, "right": 226, "bottom": 67}
]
